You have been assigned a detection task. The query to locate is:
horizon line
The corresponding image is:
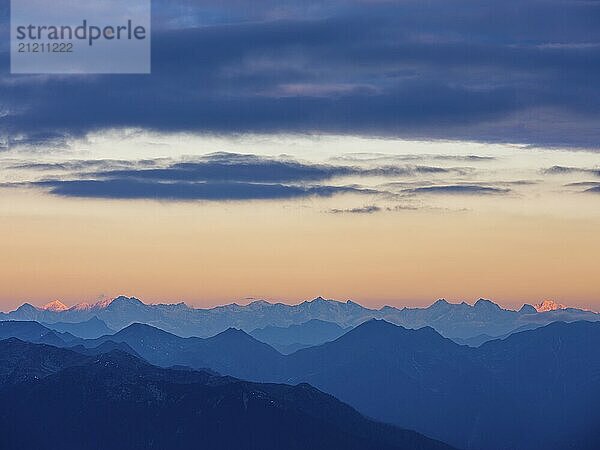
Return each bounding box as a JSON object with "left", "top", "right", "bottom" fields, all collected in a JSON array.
[{"left": 3, "top": 295, "right": 596, "bottom": 315}]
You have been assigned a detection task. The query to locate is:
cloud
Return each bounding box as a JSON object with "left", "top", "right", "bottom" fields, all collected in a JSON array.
[
  {"left": 542, "top": 166, "right": 600, "bottom": 176},
  {"left": 32, "top": 179, "right": 372, "bottom": 201},
  {"left": 329, "top": 205, "right": 382, "bottom": 214},
  {"left": 74, "top": 153, "right": 460, "bottom": 182},
  {"left": 92, "top": 153, "right": 354, "bottom": 183},
  {"left": 565, "top": 181, "right": 600, "bottom": 187},
  {"left": 18, "top": 153, "right": 402, "bottom": 201},
  {"left": 331, "top": 154, "right": 496, "bottom": 164},
  {"left": 328, "top": 203, "right": 431, "bottom": 214},
  {"left": 11, "top": 152, "right": 509, "bottom": 201},
  {"left": 1, "top": 0, "right": 599, "bottom": 148},
  {"left": 406, "top": 185, "right": 511, "bottom": 195},
  {"left": 565, "top": 181, "right": 600, "bottom": 194},
  {"left": 1, "top": 132, "right": 71, "bottom": 152},
  {"left": 7, "top": 159, "right": 162, "bottom": 172},
  {"left": 8, "top": 152, "right": 462, "bottom": 182},
  {"left": 14, "top": 152, "right": 518, "bottom": 201}
]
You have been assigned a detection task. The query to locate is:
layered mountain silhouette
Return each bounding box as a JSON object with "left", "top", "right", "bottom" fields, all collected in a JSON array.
[
  {"left": 0, "top": 321, "right": 140, "bottom": 357},
  {"left": 1, "top": 316, "right": 598, "bottom": 449},
  {"left": 42, "top": 316, "right": 114, "bottom": 339},
  {"left": 268, "top": 320, "right": 600, "bottom": 450},
  {"left": 1, "top": 296, "right": 597, "bottom": 344},
  {"left": 0, "top": 320, "right": 283, "bottom": 379},
  {"left": 0, "top": 339, "right": 454, "bottom": 450},
  {"left": 250, "top": 319, "right": 348, "bottom": 353}
]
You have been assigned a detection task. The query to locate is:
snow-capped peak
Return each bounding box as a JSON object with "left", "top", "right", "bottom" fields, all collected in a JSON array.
[
  {"left": 93, "top": 297, "right": 115, "bottom": 309},
  {"left": 534, "top": 299, "right": 566, "bottom": 312},
  {"left": 72, "top": 297, "right": 115, "bottom": 311},
  {"left": 41, "top": 300, "right": 69, "bottom": 312}
]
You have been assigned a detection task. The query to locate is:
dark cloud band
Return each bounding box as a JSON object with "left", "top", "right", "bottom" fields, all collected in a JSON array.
[
  {"left": 1, "top": 0, "right": 599, "bottom": 148},
  {"left": 33, "top": 179, "right": 371, "bottom": 201}
]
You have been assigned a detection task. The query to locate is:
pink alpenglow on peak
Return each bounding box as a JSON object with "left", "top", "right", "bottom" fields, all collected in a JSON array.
[
  {"left": 72, "top": 297, "right": 115, "bottom": 311},
  {"left": 40, "top": 300, "right": 69, "bottom": 312},
  {"left": 534, "top": 299, "right": 567, "bottom": 312}
]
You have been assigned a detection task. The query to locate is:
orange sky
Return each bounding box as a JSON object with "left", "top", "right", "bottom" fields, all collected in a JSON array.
[
  {"left": 1, "top": 189, "right": 598, "bottom": 312},
  {"left": 1, "top": 134, "right": 599, "bottom": 311}
]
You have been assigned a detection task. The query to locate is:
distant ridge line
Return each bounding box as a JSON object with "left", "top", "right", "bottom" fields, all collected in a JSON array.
[
  {"left": 1, "top": 295, "right": 598, "bottom": 343},
  {"left": 4, "top": 295, "right": 596, "bottom": 314}
]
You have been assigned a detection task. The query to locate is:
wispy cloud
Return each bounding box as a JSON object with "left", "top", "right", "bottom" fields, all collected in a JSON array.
[
  {"left": 89, "top": 153, "right": 464, "bottom": 183},
  {"left": 331, "top": 153, "right": 497, "bottom": 163},
  {"left": 542, "top": 166, "right": 600, "bottom": 176},
  {"left": 406, "top": 185, "right": 511, "bottom": 195},
  {"left": 329, "top": 205, "right": 382, "bottom": 214},
  {"left": 7, "top": 159, "right": 163, "bottom": 172}
]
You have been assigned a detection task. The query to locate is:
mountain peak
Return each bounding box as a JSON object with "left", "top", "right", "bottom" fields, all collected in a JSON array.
[
  {"left": 345, "top": 300, "right": 363, "bottom": 308},
  {"left": 247, "top": 300, "right": 271, "bottom": 308},
  {"left": 41, "top": 300, "right": 68, "bottom": 312},
  {"left": 355, "top": 318, "right": 399, "bottom": 331},
  {"left": 120, "top": 322, "right": 153, "bottom": 332},
  {"left": 15, "top": 303, "right": 38, "bottom": 312},
  {"left": 519, "top": 304, "right": 537, "bottom": 314},
  {"left": 108, "top": 296, "right": 144, "bottom": 308},
  {"left": 431, "top": 299, "right": 450, "bottom": 308},
  {"left": 114, "top": 322, "right": 176, "bottom": 340},
  {"left": 221, "top": 327, "right": 246, "bottom": 336},
  {"left": 72, "top": 296, "right": 115, "bottom": 311},
  {"left": 474, "top": 299, "right": 501, "bottom": 310},
  {"left": 534, "top": 299, "right": 566, "bottom": 312}
]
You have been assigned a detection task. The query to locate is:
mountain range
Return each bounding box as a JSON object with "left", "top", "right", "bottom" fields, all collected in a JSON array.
[
  {"left": 1, "top": 296, "right": 597, "bottom": 345},
  {"left": 0, "top": 338, "right": 454, "bottom": 450},
  {"left": 0, "top": 317, "right": 598, "bottom": 449},
  {"left": 41, "top": 316, "right": 115, "bottom": 339}
]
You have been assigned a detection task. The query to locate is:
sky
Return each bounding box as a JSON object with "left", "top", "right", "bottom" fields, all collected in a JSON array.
[{"left": 0, "top": 0, "right": 599, "bottom": 311}]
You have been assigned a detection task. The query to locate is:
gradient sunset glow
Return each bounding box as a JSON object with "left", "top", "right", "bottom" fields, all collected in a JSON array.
[{"left": 1, "top": 134, "right": 598, "bottom": 312}]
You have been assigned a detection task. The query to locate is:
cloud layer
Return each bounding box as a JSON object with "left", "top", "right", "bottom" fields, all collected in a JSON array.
[
  {"left": 2, "top": 151, "right": 597, "bottom": 205},
  {"left": 12, "top": 153, "right": 493, "bottom": 201},
  {"left": 1, "top": 0, "right": 599, "bottom": 148},
  {"left": 34, "top": 179, "right": 368, "bottom": 201}
]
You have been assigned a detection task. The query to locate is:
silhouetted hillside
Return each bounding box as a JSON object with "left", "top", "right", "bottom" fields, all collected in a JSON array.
[
  {"left": 42, "top": 316, "right": 114, "bottom": 339},
  {"left": 1, "top": 318, "right": 598, "bottom": 449},
  {"left": 0, "top": 339, "right": 454, "bottom": 450}
]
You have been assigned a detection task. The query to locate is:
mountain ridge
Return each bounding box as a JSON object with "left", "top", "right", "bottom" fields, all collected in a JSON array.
[
  {"left": 0, "top": 318, "right": 598, "bottom": 449},
  {"left": 2, "top": 296, "right": 597, "bottom": 343}
]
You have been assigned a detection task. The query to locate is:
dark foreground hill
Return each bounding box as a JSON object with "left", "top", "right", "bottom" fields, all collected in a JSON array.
[
  {"left": 0, "top": 339, "right": 454, "bottom": 450},
  {"left": 274, "top": 320, "right": 600, "bottom": 450}
]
